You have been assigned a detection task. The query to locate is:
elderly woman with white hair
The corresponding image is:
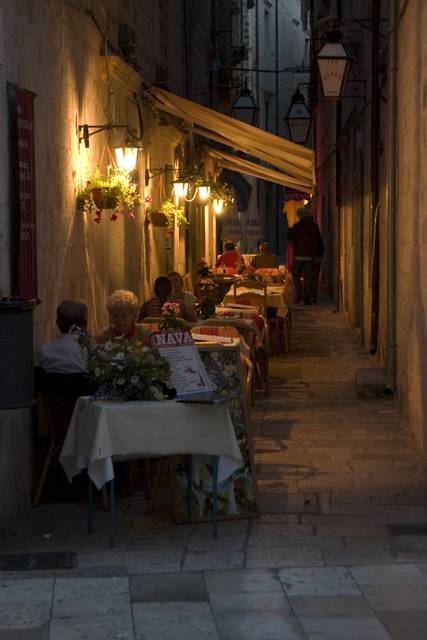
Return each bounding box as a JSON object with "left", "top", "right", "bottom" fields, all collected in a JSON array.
[{"left": 97, "top": 289, "right": 152, "bottom": 346}]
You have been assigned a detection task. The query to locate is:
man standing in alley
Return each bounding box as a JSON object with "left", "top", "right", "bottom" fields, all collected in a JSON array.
[{"left": 288, "top": 207, "right": 324, "bottom": 305}]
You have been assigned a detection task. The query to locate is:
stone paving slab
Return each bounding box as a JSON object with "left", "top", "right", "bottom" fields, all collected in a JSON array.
[
  {"left": 376, "top": 610, "right": 427, "bottom": 640},
  {"left": 299, "top": 616, "right": 391, "bottom": 639},
  {"left": 133, "top": 602, "right": 219, "bottom": 640},
  {"left": 214, "top": 610, "right": 308, "bottom": 640},
  {"left": 130, "top": 572, "right": 208, "bottom": 602}
]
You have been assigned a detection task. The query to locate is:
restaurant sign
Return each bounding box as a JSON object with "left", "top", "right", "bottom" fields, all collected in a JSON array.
[
  {"left": 12, "top": 87, "right": 37, "bottom": 298},
  {"left": 152, "top": 330, "right": 216, "bottom": 400}
]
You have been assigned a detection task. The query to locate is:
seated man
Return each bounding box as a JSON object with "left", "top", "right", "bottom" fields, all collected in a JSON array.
[
  {"left": 38, "top": 299, "right": 88, "bottom": 374},
  {"left": 251, "top": 242, "right": 279, "bottom": 269},
  {"left": 215, "top": 241, "right": 245, "bottom": 270},
  {"left": 36, "top": 298, "right": 96, "bottom": 403}
]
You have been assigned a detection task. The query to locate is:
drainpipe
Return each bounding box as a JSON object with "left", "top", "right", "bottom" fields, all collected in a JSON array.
[
  {"left": 384, "top": 0, "right": 398, "bottom": 395},
  {"left": 274, "top": 0, "right": 280, "bottom": 257},
  {"left": 368, "top": 0, "right": 381, "bottom": 354}
]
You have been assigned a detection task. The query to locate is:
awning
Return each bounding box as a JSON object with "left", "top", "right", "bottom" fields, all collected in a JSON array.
[
  {"left": 147, "top": 86, "right": 314, "bottom": 189},
  {"left": 219, "top": 169, "right": 252, "bottom": 211},
  {"left": 204, "top": 147, "right": 312, "bottom": 191}
]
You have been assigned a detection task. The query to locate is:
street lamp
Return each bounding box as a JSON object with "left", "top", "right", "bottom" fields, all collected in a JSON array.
[
  {"left": 285, "top": 89, "right": 311, "bottom": 144},
  {"left": 232, "top": 81, "right": 258, "bottom": 125},
  {"left": 316, "top": 30, "right": 351, "bottom": 98}
]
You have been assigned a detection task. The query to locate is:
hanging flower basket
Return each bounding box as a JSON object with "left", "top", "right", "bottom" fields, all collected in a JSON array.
[
  {"left": 77, "top": 169, "right": 141, "bottom": 222},
  {"left": 149, "top": 210, "right": 169, "bottom": 227},
  {"left": 90, "top": 187, "right": 117, "bottom": 210}
]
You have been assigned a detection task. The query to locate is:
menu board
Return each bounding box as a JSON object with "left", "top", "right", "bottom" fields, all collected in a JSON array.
[{"left": 152, "top": 330, "right": 215, "bottom": 399}]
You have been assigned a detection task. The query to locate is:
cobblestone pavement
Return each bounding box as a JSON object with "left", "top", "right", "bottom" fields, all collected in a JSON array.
[{"left": 1, "top": 303, "right": 427, "bottom": 639}]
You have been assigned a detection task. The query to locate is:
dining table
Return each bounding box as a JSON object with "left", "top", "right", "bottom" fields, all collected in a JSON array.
[
  {"left": 59, "top": 396, "right": 242, "bottom": 546},
  {"left": 223, "top": 284, "right": 289, "bottom": 318}
]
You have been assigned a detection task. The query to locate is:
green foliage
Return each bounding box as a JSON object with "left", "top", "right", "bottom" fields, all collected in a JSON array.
[
  {"left": 79, "top": 333, "right": 171, "bottom": 401},
  {"left": 159, "top": 198, "right": 188, "bottom": 229}
]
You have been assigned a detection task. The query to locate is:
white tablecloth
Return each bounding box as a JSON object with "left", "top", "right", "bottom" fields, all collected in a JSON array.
[
  {"left": 224, "top": 286, "right": 289, "bottom": 318},
  {"left": 60, "top": 397, "right": 243, "bottom": 489}
]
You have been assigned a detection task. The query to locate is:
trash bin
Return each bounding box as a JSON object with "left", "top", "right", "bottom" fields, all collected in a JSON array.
[{"left": 0, "top": 298, "right": 36, "bottom": 409}]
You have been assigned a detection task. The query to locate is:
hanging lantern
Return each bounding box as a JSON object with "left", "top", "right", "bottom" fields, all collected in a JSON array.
[
  {"left": 172, "top": 177, "right": 190, "bottom": 199},
  {"left": 197, "top": 181, "right": 211, "bottom": 202},
  {"left": 114, "top": 146, "right": 139, "bottom": 172},
  {"left": 317, "top": 30, "right": 351, "bottom": 98},
  {"left": 232, "top": 81, "right": 258, "bottom": 125},
  {"left": 285, "top": 89, "right": 312, "bottom": 144}
]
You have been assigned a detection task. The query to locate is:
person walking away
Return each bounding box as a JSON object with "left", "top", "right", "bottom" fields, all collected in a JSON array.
[
  {"left": 288, "top": 207, "right": 323, "bottom": 305},
  {"left": 250, "top": 242, "right": 279, "bottom": 269}
]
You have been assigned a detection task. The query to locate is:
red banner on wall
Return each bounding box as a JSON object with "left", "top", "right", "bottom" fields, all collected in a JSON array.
[{"left": 16, "top": 89, "right": 37, "bottom": 298}]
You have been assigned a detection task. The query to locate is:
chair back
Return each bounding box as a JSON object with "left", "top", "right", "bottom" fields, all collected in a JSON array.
[
  {"left": 200, "top": 318, "right": 256, "bottom": 350},
  {"left": 191, "top": 325, "right": 240, "bottom": 339},
  {"left": 183, "top": 272, "right": 194, "bottom": 293},
  {"left": 141, "top": 317, "right": 198, "bottom": 332},
  {"left": 232, "top": 280, "right": 268, "bottom": 317},
  {"left": 34, "top": 369, "right": 89, "bottom": 444}
]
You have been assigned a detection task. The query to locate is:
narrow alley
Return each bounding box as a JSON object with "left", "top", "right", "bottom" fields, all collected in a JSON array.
[{"left": 1, "top": 303, "right": 427, "bottom": 639}]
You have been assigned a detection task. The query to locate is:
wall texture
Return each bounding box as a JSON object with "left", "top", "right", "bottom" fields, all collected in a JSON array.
[{"left": 395, "top": 0, "right": 427, "bottom": 458}]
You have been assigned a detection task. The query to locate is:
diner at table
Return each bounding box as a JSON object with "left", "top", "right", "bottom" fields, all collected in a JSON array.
[
  {"left": 97, "top": 289, "right": 153, "bottom": 346},
  {"left": 34, "top": 263, "right": 295, "bottom": 544},
  {"left": 138, "top": 276, "right": 198, "bottom": 322}
]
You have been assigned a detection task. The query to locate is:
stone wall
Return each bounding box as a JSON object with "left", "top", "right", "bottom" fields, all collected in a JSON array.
[
  {"left": 395, "top": 0, "right": 427, "bottom": 457},
  {"left": 0, "top": 0, "right": 216, "bottom": 527}
]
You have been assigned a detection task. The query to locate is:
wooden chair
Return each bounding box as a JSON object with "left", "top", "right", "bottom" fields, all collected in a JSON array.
[
  {"left": 183, "top": 272, "right": 194, "bottom": 293},
  {"left": 191, "top": 325, "right": 241, "bottom": 340},
  {"left": 232, "top": 280, "right": 268, "bottom": 318},
  {"left": 33, "top": 370, "right": 108, "bottom": 507},
  {"left": 33, "top": 390, "right": 78, "bottom": 507},
  {"left": 141, "top": 317, "right": 198, "bottom": 331},
  {"left": 268, "top": 312, "right": 291, "bottom": 354}
]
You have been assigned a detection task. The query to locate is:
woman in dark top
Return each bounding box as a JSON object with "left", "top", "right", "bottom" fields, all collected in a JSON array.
[{"left": 138, "top": 276, "right": 197, "bottom": 322}]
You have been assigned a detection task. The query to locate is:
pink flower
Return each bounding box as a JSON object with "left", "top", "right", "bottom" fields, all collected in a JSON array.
[
  {"left": 144, "top": 195, "right": 152, "bottom": 204},
  {"left": 161, "top": 302, "right": 181, "bottom": 316},
  {"left": 110, "top": 213, "right": 118, "bottom": 221}
]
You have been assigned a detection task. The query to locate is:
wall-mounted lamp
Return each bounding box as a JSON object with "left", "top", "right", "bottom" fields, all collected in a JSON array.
[
  {"left": 285, "top": 89, "right": 311, "bottom": 144},
  {"left": 114, "top": 141, "right": 139, "bottom": 172},
  {"left": 172, "top": 168, "right": 211, "bottom": 203},
  {"left": 213, "top": 198, "right": 224, "bottom": 214},
  {"left": 144, "top": 165, "right": 173, "bottom": 186},
  {"left": 172, "top": 176, "right": 190, "bottom": 199},
  {"left": 316, "top": 30, "right": 351, "bottom": 98},
  {"left": 197, "top": 180, "right": 211, "bottom": 202}
]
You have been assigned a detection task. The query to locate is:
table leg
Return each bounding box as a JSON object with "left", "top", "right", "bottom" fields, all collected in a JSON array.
[
  {"left": 87, "top": 475, "right": 93, "bottom": 534},
  {"left": 109, "top": 477, "right": 115, "bottom": 549},
  {"left": 211, "top": 456, "right": 219, "bottom": 540},
  {"left": 187, "top": 455, "right": 193, "bottom": 524}
]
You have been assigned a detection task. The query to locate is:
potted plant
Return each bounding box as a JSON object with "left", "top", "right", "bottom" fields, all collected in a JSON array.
[
  {"left": 77, "top": 169, "right": 142, "bottom": 223},
  {"left": 210, "top": 181, "right": 234, "bottom": 213}
]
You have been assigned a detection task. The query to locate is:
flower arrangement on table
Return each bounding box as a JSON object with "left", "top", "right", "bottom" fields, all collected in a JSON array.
[
  {"left": 197, "top": 259, "right": 213, "bottom": 278},
  {"left": 159, "top": 302, "right": 185, "bottom": 331},
  {"left": 77, "top": 169, "right": 141, "bottom": 223},
  {"left": 78, "top": 334, "right": 172, "bottom": 401}
]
